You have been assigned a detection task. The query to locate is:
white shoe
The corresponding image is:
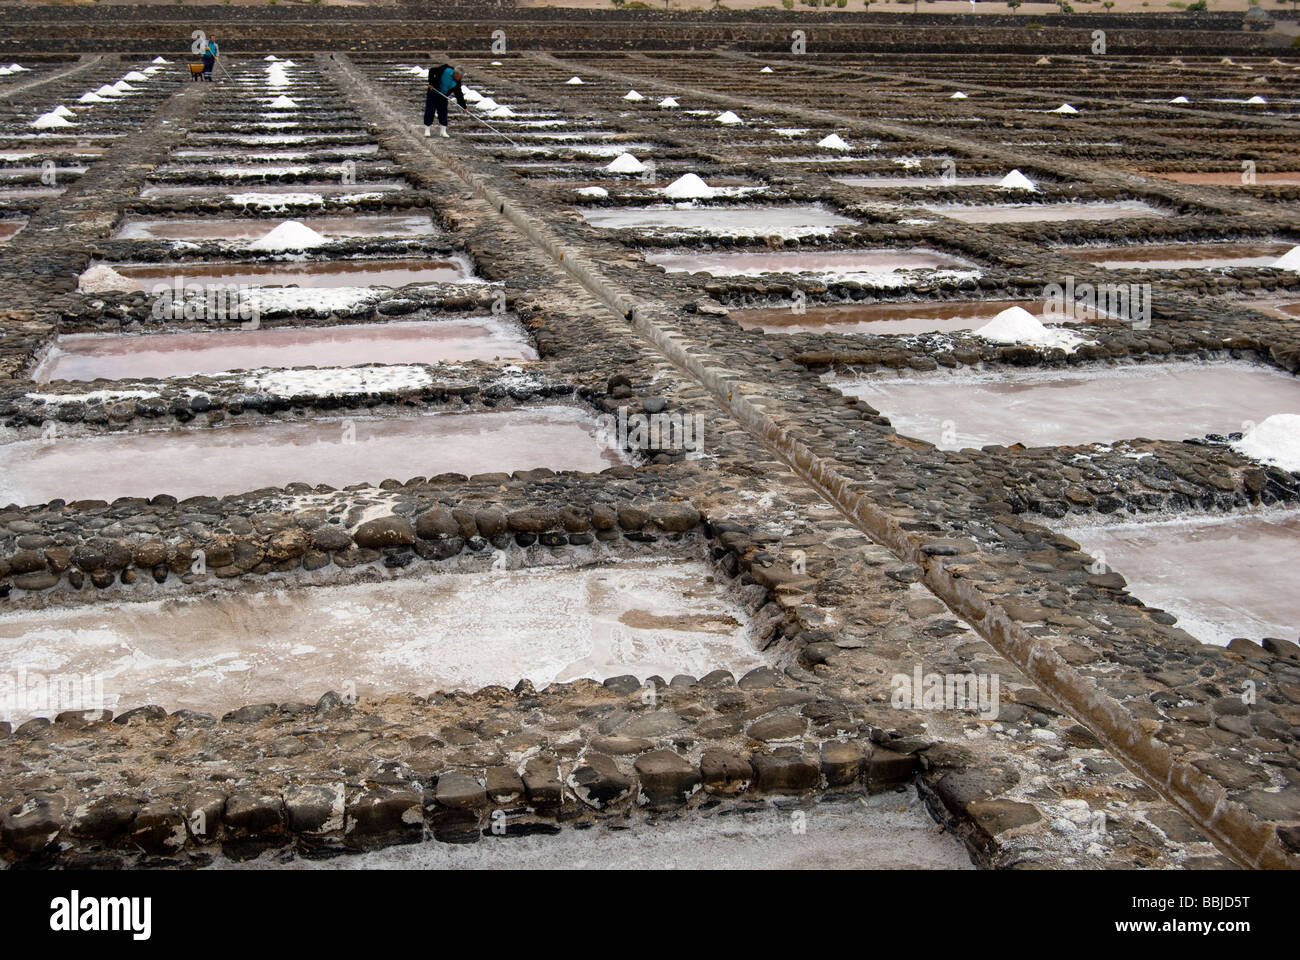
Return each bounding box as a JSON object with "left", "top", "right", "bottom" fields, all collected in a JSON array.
[
  {"left": 439, "top": 125, "right": 449, "bottom": 138},
  {"left": 423, "top": 125, "right": 431, "bottom": 137}
]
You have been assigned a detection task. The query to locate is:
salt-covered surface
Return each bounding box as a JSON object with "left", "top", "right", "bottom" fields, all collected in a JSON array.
[
  {"left": 78, "top": 257, "right": 474, "bottom": 293},
  {"left": 583, "top": 204, "right": 855, "bottom": 238},
  {"left": 576, "top": 186, "right": 609, "bottom": 198},
  {"left": 33, "top": 318, "right": 537, "bottom": 382},
  {"left": 834, "top": 362, "right": 1300, "bottom": 451},
  {"left": 736, "top": 299, "right": 1068, "bottom": 337},
  {"left": 222, "top": 792, "right": 970, "bottom": 870},
  {"left": 1062, "top": 241, "right": 1292, "bottom": 271},
  {"left": 0, "top": 405, "right": 623, "bottom": 504},
  {"left": 1063, "top": 510, "right": 1300, "bottom": 647},
  {"left": 647, "top": 247, "right": 979, "bottom": 281},
  {"left": 834, "top": 174, "right": 1004, "bottom": 190},
  {"left": 922, "top": 200, "right": 1164, "bottom": 224},
  {"left": 142, "top": 181, "right": 407, "bottom": 201},
  {"left": 0, "top": 560, "right": 764, "bottom": 721},
  {"left": 973, "top": 305, "right": 1088, "bottom": 352},
  {"left": 114, "top": 214, "right": 435, "bottom": 243},
  {"left": 1233, "top": 414, "right": 1300, "bottom": 471}
]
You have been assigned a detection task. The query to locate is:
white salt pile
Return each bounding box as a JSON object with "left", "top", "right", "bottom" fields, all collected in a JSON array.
[
  {"left": 1052, "top": 103, "right": 1078, "bottom": 114},
  {"left": 488, "top": 105, "right": 516, "bottom": 118},
  {"left": 265, "top": 55, "right": 280, "bottom": 61},
  {"left": 1233, "top": 415, "right": 1300, "bottom": 472},
  {"left": 566, "top": 76, "right": 584, "bottom": 85},
  {"left": 0, "top": 64, "right": 28, "bottom": 75},
  {"left": 950, "top": 91, "right": 968, "bottom": 99},
  {"left": 817, "top": 134, "right": 850, "bottom": 151},
  {"left": 32, "top": 112, "right": 73, "bottom": 129},
  {"left": 1169, "top": 58, "right": 1183, "bottom": 65},
  {"left": 266, "top": 66, "right": 291, "bottom": 88},
  {"left": 662, "top": 173, "right": 716, "bottom": 199},
  {"left": 1035, "top": 57, "right": 1051, "bottom": 65},
  {"left": 491, "top": 61, "right": 503, "bottom": 66},
  {"left": 998, "top": 169, "right": 1036, "bottom": 191},
  {"left": 280, "top": 60, "right": 297, "bottom": 67},
  {"left": 94, "top": 85, "right": 119, "bottom": 97},
  {"left": 716, "top": 111, "right": 743, "bottom": 125},
  {"left": 52, "top": 105, "right": 74, "bottom": 118},
  {"left": 112, "top": 80, "right": 134, "bottom": 92},
  {"left": 774, "top": 128, "right": 807, "bottom": 137},
  {"left": 123, "top": 71, "right": 149, "bottom": 82},
  {"left": 1170, "top": 96, "right": 1190, "bottom": 104},
  {"left": 78, "top": 264, "right": 133, "bottom": 293},
  {"left": 605, "top": 152, "right": 646, "bottom": 174},
  {"left": 760, "top": 66, "right": 774, "bottom": 73},
  {"left": 658, "top": 97, "right": 679, "bottom": 108},
  {"left": 1220, "top": 57, "right": 1235, "bottom": 65},
  {"left": 623, "top": 90, "right": 645, "bottom": 101},
  {"left": 268, "top": 95, "right": 298, "bottom": 109},
  {"left": 1247, "top": 95, "right": 1268, "bottom": 105},
  {"left": 576, "top": 186, "right": 608, "bottom": 198},
  {"left": 1273, "top": 246, "right": 1300, "bottom": 271},
  {"left": 973, "top": 306, "right": 1086, "bottom": 352},
  {"left": 462, "top": 87, "right": 483, "bottom": 104},
  {"left": 476, "top": 97, "right": 500, "bottom": 111},
  {"left": 152, "top": 57, "right": 170, "bottom": 64},
  {"left": 249, "top": 220, "right": 330, "bottom": 251},
  {"left": 78, "top": 92, "right": 107, "bottom": 104}
]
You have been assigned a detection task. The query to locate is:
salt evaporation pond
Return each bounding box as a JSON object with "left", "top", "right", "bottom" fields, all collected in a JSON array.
[
  {"left": 0, "top": 405, "right": 622, "bottom": 505},
  {"left": 835, "top": 362, "right": 1300, "bottom": 450},
  {"left": 226, "top": 792, "right": 971, "bottom": 871},
  {"left": 921, "top": 200, "right": 1165, "bottom": 224},
  {"left": 582, "top": 204, "right": 855, "bottom": 237},
  {"left": 33, "top": 318, "right": 536, "bottom": 382},
  {"left": 833, "top": 175, "right": 1006, "bottom": 189},
  {"left": 139, "top": 181, "right": 408, "bottom": 199},
  {"left": 81, "top": 257, "right": 474, "bottom": 292},
  {"left": 1065, "top": 511, "right": 1300, "bottom": 647},
  {"left": 113, "top": 214, "right": 437, "bottom": 242},
  {"left": 1149, "top": 171, "right": 1300, "bottom": 187},
  {"left": 1253, "top": 298, "right": 1300, "bottom": 320},
  {"left": 736, "top": 298, "right": 1101, "bottom": 336},
  {"left": 0, "top": 220, "right": 25, "bottom": 242},
  {"left": 0, "top": 559, "right": 763, "bottom": 721},
  {"left": 647, "top": 248, "right": 979, "bottom": 281},
  {"left": 1059, "top": 241, "right": 1293, "bottom": 270}
]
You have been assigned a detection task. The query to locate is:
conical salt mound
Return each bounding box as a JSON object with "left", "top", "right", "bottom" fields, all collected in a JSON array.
[
  {"left": 265, "top": 55, "right": 280, "bottom": 61},
  {"left": 249, "top": 220, "right": 330, "bottom": 251},
  {"left": 488, "top": 105, "right": 516, "bottom": 118},
  {"left": 974, "top": 306, "right": 1085, "bottom": 352},
  {"left": 52, "top": 105, "right": 75, "bottom": 118},
  {"left": 1035, "top": 57, "right": 1051, "bottom": 65},
  {"left": 605, "top": 152, "right": 646, "bottom": 174},
  {"left": 950, "top": 91, "right": 968, "bottom": 99},
  {"left": 123, "top": 71, "right": 149, "bottom": 82},
  {"left": 566, "top": 76, "right": 584, "bottom": 84},
  {"left": 78, "top": 264, "right": 133, "bottom": 293},
  {"left": 268, "top": 95, "right": 298, "bottom": 109},
  {"left": 817, "top": 133, "right": 850, "bottom": 150},
  {"left": 1247, "top": 95, "right": 1268, "bottom": 104},
  {"left": 1273, "top": 245, "right": 1300, "bottom": 271},
  {"left": 32, "top": 112, "right": 73, "bottom": 129},
  {"left": 998, "top": 169, "right": 1036, "bottom": 191},
  {"left": 94, "top": 85, "right": 119, "bottom": 97},
  {"left": 1232, "top": 414, "right": 1300, "bottom": 472},
  {"left": 658, "top": 97, "right": 679, "bottom": 108},
  {"left": 716, "top": 110, "right": 742, "bottom": 125},
  {"left": 760, "top": 66, "right": 774, "bottom": 73},
  {"left": 1052, "top": 103, "right": 1078, "bottom": 114},
  {"left": 78, "top": 92, "right": 107, "bottom": 104},
  {"left": 1169, "top": 96, "right": 1190, "bottom": 104},
  {"left": 662, "top": 173, "right": 716, "bottom": 200},
  {"left": 623, "top": 90, "right": 644, "bottom": 101},
  {"left": 152, "top": 56, "right": 170, "bottom": 64}
]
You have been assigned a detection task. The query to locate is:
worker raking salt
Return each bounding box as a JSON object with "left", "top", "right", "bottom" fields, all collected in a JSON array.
[{"left": 424, "top": 61, "right": 467, "bottom": 138}]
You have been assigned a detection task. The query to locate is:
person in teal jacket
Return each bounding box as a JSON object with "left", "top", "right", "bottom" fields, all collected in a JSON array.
[
  {"left": 423, "top": 63, "right": 466, "bottom": 138},
  {"left": 202, "top": 37, "right": 219, "bottom": 82}
]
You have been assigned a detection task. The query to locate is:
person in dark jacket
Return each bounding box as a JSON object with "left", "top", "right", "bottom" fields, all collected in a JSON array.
[{"left": 424, "top": 63, "right": 466, "bottom": 138}]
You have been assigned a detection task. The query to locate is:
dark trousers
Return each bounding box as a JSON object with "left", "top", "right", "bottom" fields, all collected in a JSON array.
[
  {"left": 423, "top": 90, "right": 449, "bottom": 127},
  {"left": 202, "top": 55, "right": 215, "bottom": 81}
]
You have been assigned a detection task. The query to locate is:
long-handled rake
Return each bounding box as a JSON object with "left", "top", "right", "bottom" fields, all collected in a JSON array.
[{"left": 430, "top": 88, "right": 520, "bottom": 148}]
